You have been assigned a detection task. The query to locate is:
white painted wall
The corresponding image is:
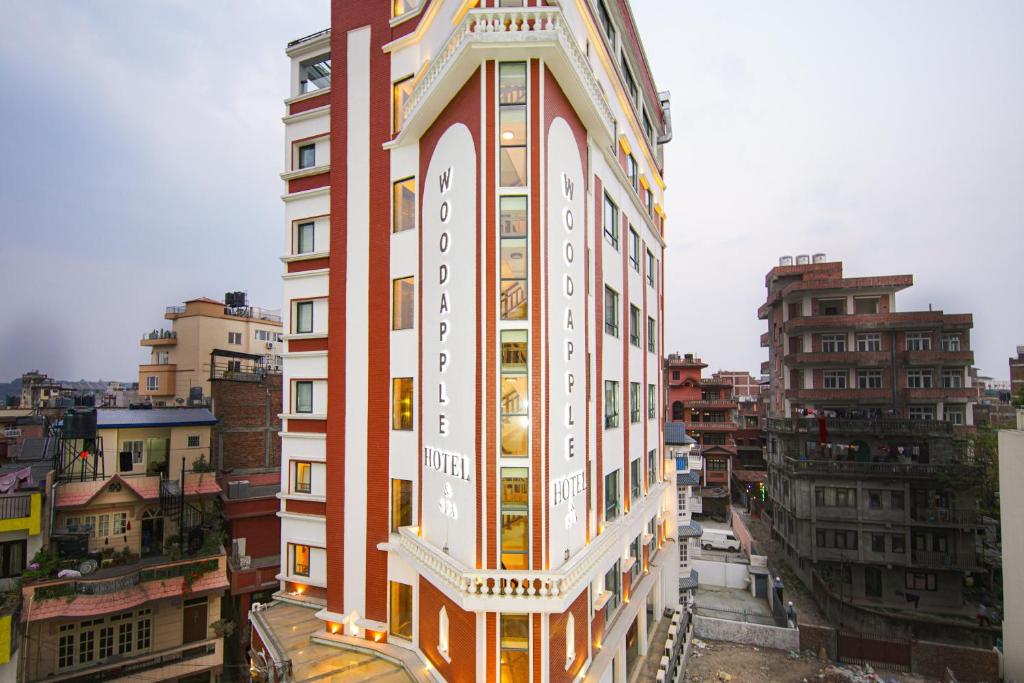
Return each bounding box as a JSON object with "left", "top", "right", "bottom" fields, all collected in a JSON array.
[{"left": 420, "top": 123, "right": 478, "bottom": 566}]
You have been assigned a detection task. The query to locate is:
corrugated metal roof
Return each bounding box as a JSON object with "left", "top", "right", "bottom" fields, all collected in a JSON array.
[
  {"left": 676, "top": 471, "right": 700, "bottom": 486},
  {"left": 665, "top": 422, "right": 696, "bottom": 445},
  {"left": 679, "top": 520, "right": 703, "bottom": 538},
  {"left": 97, "top": 408, "right": 216, "bottom": 428}
]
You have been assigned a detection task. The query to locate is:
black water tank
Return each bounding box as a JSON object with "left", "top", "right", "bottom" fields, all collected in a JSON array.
[{"left": 63, "top": 407, "right": 97, "bottom": 439}]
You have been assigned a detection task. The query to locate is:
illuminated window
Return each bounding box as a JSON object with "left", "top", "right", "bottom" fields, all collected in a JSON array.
[
  {"left": 393, "top": 75, "right": 414, "bottom": 134},
  {"left": 390, "top": 581, "right": 413, "bottom": 639},
  {"left": 501, "top": 331, "right": 529, "bottom": 457},
  {"left": 294, "top": 461, "right": 312, "bottom": 494},
  {"left": 391, "top": 478, "right": 412, "bottom": 532},
  {"left": 500, "top": 196, "right": 528, "bottom": 320},
  {"left": 291, "top": 543, "right": 310, "bottom": 576},
  {"left": 565, "top": 612, "right": 576, "bottom": 667},
  {"left": 501, "top": 468, "right": 529, "bottom": 570},
  {"left": 392, "top": 276, "right": 415, "bottom": 330},
  {"left": 393, "top": 177, "right": 416, "bottom": 233},
  {"left": 392, "top": 378, "right": 413, "bottom": 430},
  {"left": 498, "top": 63, "right": 528, "bottom": 187},
  {"left": 500, "top": 614, "right": 530, "bottom": 683}
]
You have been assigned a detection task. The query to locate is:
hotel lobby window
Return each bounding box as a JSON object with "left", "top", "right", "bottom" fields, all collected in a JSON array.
[
  {"left": 389, "top": 581, "right": 413, "bottom": 640},
  {"left": 500, "top": 614, "right": 530, "bottom": 683}
]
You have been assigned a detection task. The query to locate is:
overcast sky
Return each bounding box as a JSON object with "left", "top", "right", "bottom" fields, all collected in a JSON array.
[{"left": 0, "top": 1, "right": 1020, "bottom": 384}]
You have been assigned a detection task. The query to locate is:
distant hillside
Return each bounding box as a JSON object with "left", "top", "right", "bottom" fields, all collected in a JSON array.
[{"left": 0, "top": 378, "right": 21, "bottom": 401}]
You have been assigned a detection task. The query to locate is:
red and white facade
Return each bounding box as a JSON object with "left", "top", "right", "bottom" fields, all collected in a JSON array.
[{"left": 277, "top": 2, "right": 674, "bottom": 680}]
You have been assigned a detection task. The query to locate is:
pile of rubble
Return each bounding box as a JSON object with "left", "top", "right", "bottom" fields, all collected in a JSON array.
[{"left": 807, "top": 663, "right": 902, "bottom": 683}]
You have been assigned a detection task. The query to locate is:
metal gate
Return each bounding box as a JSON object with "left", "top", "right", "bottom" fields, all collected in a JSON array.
[{"left": 837, "top": 630, "right": 911, "bottom": 672}]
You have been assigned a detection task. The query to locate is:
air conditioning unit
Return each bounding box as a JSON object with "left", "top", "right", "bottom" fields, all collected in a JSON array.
[{"left": 265, "top": 342, "right": 274, "bottom": 349}]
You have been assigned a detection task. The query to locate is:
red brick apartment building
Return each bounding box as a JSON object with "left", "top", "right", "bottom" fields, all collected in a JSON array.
[
  {"left": 665, "top": 354, "right": 737, "bottom": 520},
  {"left": 759, "top": 254, "right": 985, "bottom": 627},
  {"left": 252, "top": 2, "right": 683, "bottom": 681}
]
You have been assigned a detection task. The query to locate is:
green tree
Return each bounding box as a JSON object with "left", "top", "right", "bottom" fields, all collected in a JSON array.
[{"left": 973, "top": 426, "right": 1000, "bottom": 519}]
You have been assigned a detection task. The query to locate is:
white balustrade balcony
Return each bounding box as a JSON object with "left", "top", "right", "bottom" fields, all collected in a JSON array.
[
  {"left": 391, "top": 6, "right": 616, "bottom": 148},
  {"left": 391, "top": 481, "right": 670, "bottom": 612}
]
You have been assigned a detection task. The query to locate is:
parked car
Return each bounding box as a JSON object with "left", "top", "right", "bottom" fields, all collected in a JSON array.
[{"left": 701, "top": 528, "right": 741, "bottom": 551}]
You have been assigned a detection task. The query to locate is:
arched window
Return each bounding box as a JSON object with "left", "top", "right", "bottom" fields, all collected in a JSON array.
[
  {"left": 671, "top": 401, "right": 684, "bottom": 421},
  {"left": 565, "top": 613, "right": 576, "bottom": 668},
  {"left": 438, "top": 606, "right": 450, "bottom": 660}
]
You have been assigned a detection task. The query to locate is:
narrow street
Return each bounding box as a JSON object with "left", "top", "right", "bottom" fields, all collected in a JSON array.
[{"left": 736, "top": 507, "right": 829, "bottom": 626}]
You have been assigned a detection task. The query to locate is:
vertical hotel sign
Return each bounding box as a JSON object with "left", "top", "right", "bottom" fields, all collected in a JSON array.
[
  {"left": 421, "top": 124, "right": 477, "bottom": 564},
  {"left": 546, "top": 117, "right": 586, "bottom": 564}
]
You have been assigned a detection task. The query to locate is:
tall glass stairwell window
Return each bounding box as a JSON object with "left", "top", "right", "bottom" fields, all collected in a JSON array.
[
  {"left": 500, "top": 196, "right": 528, "bottom": 320},
  {"left": 499, "top": 62, "right": 527, "bottom": 187},
  {"left": 501, "top": 331, "right": 529, "bottom": 457}
]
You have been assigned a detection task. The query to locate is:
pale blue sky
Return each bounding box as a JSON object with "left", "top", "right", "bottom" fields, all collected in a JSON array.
[{"left": 0, "top": 1, "right": 1020, "bottom": 383}]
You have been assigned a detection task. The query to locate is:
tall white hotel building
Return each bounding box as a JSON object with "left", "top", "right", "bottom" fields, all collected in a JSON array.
[{"left": 275, "top": 1, "right": 674, "bottom": 680}]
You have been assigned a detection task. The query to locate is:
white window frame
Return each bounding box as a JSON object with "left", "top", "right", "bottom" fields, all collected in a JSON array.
[
  {"left": 821, "top": 334, "right": 846, "bottom": 353},
  {"left": 907, "top": 369, "right": 933, "bottom": 389},
  {"left": 940, "top": 335, "right": 961, "bottom": 352},
  {"left": 856, "top": 333, "right": 881, "bottom": 352},
  {"left": 906, "top": 332, "right": 932, "bottom": 351},
  {"left": 823, "top": 370, "right": 848, "bottom": 389},
  {"left": 941, "top": 369, "right": 963, "bottom": 388},
  {"left": 857, "top": 369, "right": 882, "bottom": 389}
]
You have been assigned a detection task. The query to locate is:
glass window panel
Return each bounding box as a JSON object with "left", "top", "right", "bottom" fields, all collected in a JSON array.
[
  {"left": 392, "top": 479, "right": 412, "bottom": 531},
  {"left": 392, "top": 277, "right": 415, "bottom": 330},
  {"left": 393, "top": 76, "right": 414, "bottom": 134},
  {"left": 501, "top": 470, "right": 529, "bottom": 569},
  {"left": 499, "top": 63, "right": 527, "bottom": 104},
  {"left": 392, "top": 378, "right": 413, "bottom": 430},
  {"left": 393, "top": 177, "right": 416, "bottom": 232},
  {"left": 298, "top": 144, "right": 316, "bottom": 169},
  {"left": 501, "top": 330, "right": 528, "bottom": 372},
  {"left": 295, "top": 381, "right": 313, "bottom": 413},
  {"left": 500, "top": 196, "right": 528, "bottom": 237},
  {"left": 500, "top": 105, "right": 527, "bottom": 146},
  {"left": 299, "top": 54, "right": 331, "bottom": 93},
  {"left": 295, "top": 462, "right": 311, "bottom": 493},
  {"left": 500, "top": 147, "right": 528, "bottom": 187},
  {"left": 390, "top": 581, "right": 413, "bottom": 639},
  {"left": 501, "top": 415, "right": 529, "bottom": 458},
  {"left": 292, "top": 544, "right": 310, "bottom": 575},
  {"left": 296, "top": 221, "right": 315, "bottom": 254},
  {"left": 295, "top": 301, "right": 313, "bottom": 334},
  {"left": 500, "top": 239, "right": 527, "bottom": 280},
  {"left": 500, "top": 280, "right": 528, "bottom": 320}
]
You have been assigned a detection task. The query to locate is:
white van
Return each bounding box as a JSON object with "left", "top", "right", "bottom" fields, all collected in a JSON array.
[{"left": 701, "top": 528, "right": 741, "bottom": 552}]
